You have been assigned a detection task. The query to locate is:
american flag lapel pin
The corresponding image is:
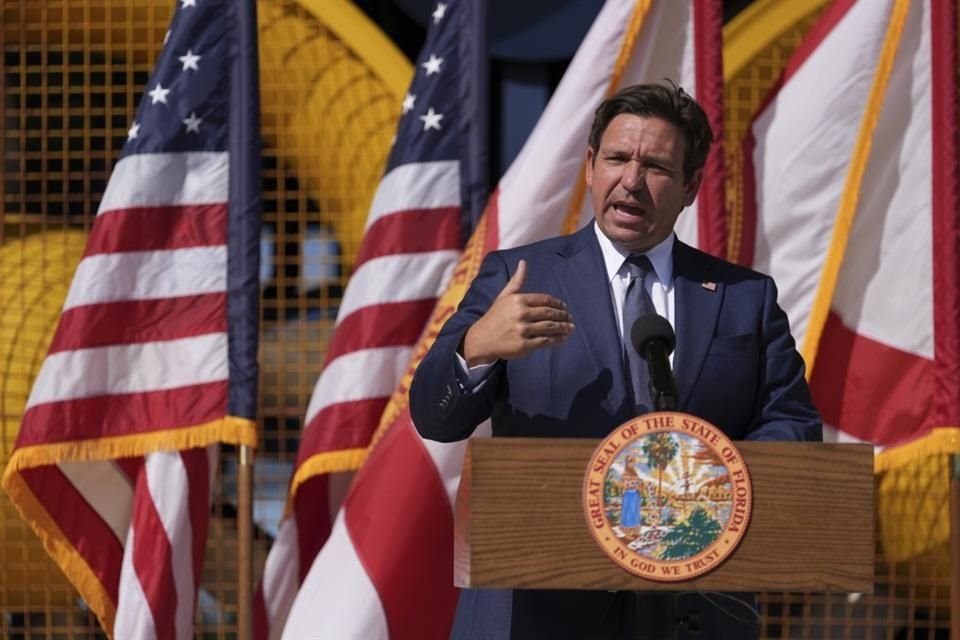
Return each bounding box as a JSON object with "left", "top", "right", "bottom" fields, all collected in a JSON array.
[{"left": 702, "top": 281, "right": 717, "bottom": 292}]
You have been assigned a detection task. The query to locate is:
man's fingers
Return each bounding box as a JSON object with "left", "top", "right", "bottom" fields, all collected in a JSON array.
[
  {"left": 498, "top": 259, "right": 527, "bottom": 298},
  {"left": 515, "top": 292, "right": 568, "bottom": 310},
  {"left": 521, "top": 320, "right": 575, "bottom": 339},
  {"left": 472, "top": 258, "right": 574, "bottom": 361},
  {"left": 518, "top": 305, "right": 573, "bottom": 324}
]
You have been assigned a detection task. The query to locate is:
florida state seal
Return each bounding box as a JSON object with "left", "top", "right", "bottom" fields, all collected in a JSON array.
[{"left": 582, "top": 411, "right": 752, "bottom": 581}]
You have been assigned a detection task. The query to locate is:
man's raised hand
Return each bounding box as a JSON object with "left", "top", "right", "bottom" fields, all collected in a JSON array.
[{"left": 462, "top": 259, "right": 575, "bottom": 366}]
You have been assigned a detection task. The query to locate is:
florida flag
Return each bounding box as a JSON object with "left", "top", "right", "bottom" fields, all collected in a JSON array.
[{"left": 739, "top": 0, "right": 959, "bottom": 560}]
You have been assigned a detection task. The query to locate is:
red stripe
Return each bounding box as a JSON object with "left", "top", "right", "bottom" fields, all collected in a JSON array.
[
  {"left": 20, "top": 465, "right": 126, "bottom": 606},
  {"left": 930, "top": 0, "right": 960, "bottom": 425},
  {"left": 297, "top": 397, "right": 390, "bottom": 465},
  {"left": 294, "top": 475, "right": 332, "bottom": 584},
  {"left": 483, "top": 188, "right": 500, "bottom": 252},
  {"left": 182, "top": 447, "right": 211, "bottom": 593},
  {"left": 84, "top": 204, "right": 227, "bottom": 256},
  {"left": 693, "top": 0, "right": 727, "bottom": 258},
  {"left": 737, "top": 0, "right": 858, "bottom": 266},
  {"left": 253, "top": 585, "right": 270, "bottom": 640},
  {"left": 131, "top": 465, "right": 177, "bottom": 640},
  {"left": 114, "top": 457, "right": 145, "bottom": 484},
  {"left": 17, "top": 382, "right": 228, "bottom": 447},
  {"left": 48, "top": 294, "right": 227, "bottom": 353},
  {"left": 345, "top": 411, "right": 458, "bottom": 640},
  {"left": 354, "top": 207, "right": 461, "bottom": 270},
  {"left": 809, "top": 312, "right": 934, "bottom": 445},
  {"left": 323, "top": 299, "right": 437, "bottom": 365},
  {"left": 736, "top": 128, "right": 759, "bottom": 266}
]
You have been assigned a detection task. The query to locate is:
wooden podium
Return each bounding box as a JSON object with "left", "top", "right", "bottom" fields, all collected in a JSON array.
[{"left": 455, "top": 438, "right": 874, "bottom": 593}]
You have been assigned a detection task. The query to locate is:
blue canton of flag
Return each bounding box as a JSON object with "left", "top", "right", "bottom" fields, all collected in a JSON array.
[
  {"left": 388, "top": 3, "right": 462, "bottom": 166},
  {"left": 124, "top": 0, "right": 230, "bottom": 155}
]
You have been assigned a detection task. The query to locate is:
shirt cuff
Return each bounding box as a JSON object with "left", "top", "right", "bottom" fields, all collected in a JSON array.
[{"left": 455, "top": 353, "right": 497, "bottom": 391}]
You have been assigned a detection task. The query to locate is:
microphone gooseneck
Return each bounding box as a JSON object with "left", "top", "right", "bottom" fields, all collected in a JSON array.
[{"left": 630, "top": 314, "right": 679, "bottom": 411}]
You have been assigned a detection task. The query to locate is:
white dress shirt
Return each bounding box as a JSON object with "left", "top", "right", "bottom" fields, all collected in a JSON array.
[{"left": 593, "top": 224, "right": 677, "bottom": 356}]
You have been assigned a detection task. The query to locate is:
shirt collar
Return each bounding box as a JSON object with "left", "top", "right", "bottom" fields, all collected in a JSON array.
[{"left": 593, "top": 222, "right": 675, "bottom": 286}]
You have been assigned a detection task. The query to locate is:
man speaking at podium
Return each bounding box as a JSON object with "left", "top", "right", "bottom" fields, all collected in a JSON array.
[{"left": 410, "top": 82, "right": 822, "bottom": 640}]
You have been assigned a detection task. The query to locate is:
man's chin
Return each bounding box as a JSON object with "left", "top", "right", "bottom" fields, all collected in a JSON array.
[
  {"left": 604, "top": 222, "right": 655, "bottom": 245},
  {"left": 610, "top": 233, "right": 658, "bottom": 254}
]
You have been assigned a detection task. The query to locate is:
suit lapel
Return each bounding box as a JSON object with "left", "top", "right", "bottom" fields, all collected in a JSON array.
[
  {"left": 555, "top": 225, "right": 629, "bottom": 415},
  {"left": 672, "top": 241, "right": 723, "bottom": 408}
]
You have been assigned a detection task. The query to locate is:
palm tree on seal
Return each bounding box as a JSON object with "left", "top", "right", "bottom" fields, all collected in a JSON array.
[{"left": 642, "top": 433, "right": 679, "bottom": 501}]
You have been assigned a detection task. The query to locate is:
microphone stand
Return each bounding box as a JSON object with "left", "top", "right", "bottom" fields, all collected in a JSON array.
[{"left": 635, "top": 337, "right": 680, "bottom": 638}]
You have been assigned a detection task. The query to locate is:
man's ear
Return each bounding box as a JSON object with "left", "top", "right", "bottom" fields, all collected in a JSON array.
[
  {"left": 683, "top": 168, "right": 704, "bottom": 206},
  {"left": 585, "top": 146, "right": 595, "bottom": 189}
]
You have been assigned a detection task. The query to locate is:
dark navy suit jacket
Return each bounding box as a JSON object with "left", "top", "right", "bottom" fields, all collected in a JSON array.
[{"left": 410, "top": 223, "right": 822, "bottom": 639}]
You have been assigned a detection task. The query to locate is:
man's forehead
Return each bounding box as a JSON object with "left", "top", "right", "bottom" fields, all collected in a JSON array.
[{"left": 599, "top": 115, "right": 684, "bottom": 149}]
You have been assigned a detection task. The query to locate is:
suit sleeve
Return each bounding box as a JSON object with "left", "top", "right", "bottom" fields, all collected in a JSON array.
[
  {"left": 410, "top": 251, "right": 512, "bottom": 442},
  {"left": 746, "top": 277, "right": 823, "bottom": 442}
]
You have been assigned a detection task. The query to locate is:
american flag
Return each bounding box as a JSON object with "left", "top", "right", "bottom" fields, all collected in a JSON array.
[
  {"left": 255, "top": 1, "right": 487, "bottom": 637},
  {"left": 1, "top": 1, "right": 260, "bottom": 638}
]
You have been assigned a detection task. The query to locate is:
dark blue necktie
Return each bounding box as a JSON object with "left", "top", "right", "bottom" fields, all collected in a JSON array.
[{"left": 623, "top": 255, "right": 656, "bottom": 412}]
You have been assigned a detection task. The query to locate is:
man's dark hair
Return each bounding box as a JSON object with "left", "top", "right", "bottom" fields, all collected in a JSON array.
[{"left": 588, "top": 81, "right": 714, "bottom": 181}]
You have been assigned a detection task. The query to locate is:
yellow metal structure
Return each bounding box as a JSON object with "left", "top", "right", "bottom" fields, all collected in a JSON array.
[
  {"left": 258, "top": 0, "right": 411, "bottom": 268},
  {"left": 1, "top": 232, "right": 88, "bottom": 610}
]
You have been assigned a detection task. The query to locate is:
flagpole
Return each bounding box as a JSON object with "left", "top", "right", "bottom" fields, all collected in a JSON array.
[
  {"left": 238, "top": 445, "right": 254, "bottom": 640},
  {"left": 950, "top": 453, "right": 960, "bottom": 640},
  {"left": 230, "top": 0, "right": 260, "bottom": 634}
]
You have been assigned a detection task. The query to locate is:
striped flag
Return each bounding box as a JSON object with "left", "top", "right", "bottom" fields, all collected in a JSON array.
[
  {"left": 278, "top": 1, "right": 725, "bottom": 638},
  {"left": 738, "top": 0, "right": 959, "bottom": 559},
  {"left": 254, "top": 1, "right": 488, "bottom": 638},
  {"left": 1, "top": 1, "right": 261, "bottom": 638}
]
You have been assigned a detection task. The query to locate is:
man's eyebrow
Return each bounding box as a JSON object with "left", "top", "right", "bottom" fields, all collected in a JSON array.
[
  {"left": 602, "top": 149, "right": 678, "bottom": 165},
  {"left": 645, "top": 157, "right": 680, "bottom": 169}
]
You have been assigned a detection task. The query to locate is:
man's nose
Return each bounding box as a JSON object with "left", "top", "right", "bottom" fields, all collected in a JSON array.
[{"left": 620, "top": 162, "right": 647, "bottom": 193}]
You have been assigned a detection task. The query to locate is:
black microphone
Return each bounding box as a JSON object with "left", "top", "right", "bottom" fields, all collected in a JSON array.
[{"left": 630, "top": 314, "right": 679, "bottom": 411}]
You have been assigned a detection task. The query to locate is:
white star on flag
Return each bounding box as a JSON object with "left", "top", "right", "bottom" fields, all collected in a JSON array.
[
  {"left": 178, "top": 50, "right": 201, "bottom": 71},
  {"left": 402, "top": 93, "right": 416, "bottom": 115},
  {"left": 432, "top": 2, "right": 447, "bottom": 23},
  {"left": 181, "top": 0, "right": 197, "bottom": 7},
  {"left": 183, "top": 112, "right": 202, "bottom": 133},
  {"left": 421, "top": 54, "right": 443, "bottom": 76},
  {"left": 127, "top": 122, "right": 140, "bottom": 141},
  {"left": 148, "top": 83, "right": 170, "bottom": 105},
  {"left": 419, "top": 107, "right": 443, "bottom": 131}
]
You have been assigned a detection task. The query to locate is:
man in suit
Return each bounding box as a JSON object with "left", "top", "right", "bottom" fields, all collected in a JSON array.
[{"left": 410, "top": 83, "right": 821, "bottom": 639}]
